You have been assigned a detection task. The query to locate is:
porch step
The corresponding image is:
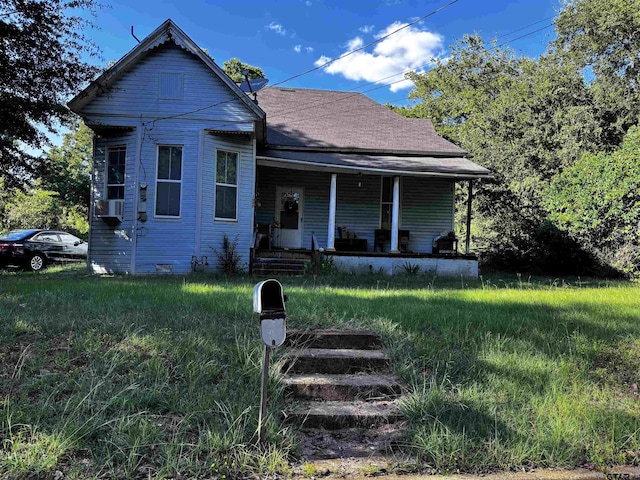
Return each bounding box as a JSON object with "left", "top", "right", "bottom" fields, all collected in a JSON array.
[
  {"left": 283, "top": 373, "right": 404, "bottom": 401},
  {"left": 255, "top": 249, "right": 313, "bottom": 260},
  {"left": 286, "top": 329, "right": 384, "bottom": 350},
  {"left": 284, "top": 348, "right": 391, "bottom": 375},
  {"left": 281, "top": 329, "right": 408, "bottom": 458},
  {"left": 252, "top": 257, "right": 307, "bottom": 276},
  {"left": 284, "top": 400, "right": 403, "bottom": 429}
]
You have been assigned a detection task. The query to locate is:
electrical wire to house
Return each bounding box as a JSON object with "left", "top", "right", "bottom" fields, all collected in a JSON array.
[
  {"left": 269, "top": 0, "right": 461, "bottom": 88},
  {"left": 132, "top": 7, "right": 555, "bottom": 134}
]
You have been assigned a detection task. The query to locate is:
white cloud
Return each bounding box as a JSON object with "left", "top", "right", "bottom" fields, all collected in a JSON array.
[
  {"left": 294, "top": 44, "right": 314, "bottom": 54},
  {"left": 359, "top": 25, "right": 374, "bottom": 34},
  {"left": 305, "top": 0, "right": 312, "bottom": 5},
  {"left": 314, "top": 22, "right": 443, "bottom": 92},
  {"left": 267, "top": 22, "right": 286, "bottom": 36}
]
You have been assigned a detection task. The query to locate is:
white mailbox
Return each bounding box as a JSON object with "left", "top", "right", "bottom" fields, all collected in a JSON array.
[{"left": 253, "top": 279, "right": 287, "bottom": 348}]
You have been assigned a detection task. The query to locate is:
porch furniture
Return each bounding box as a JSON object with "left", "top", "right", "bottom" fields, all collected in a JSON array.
[
  {"left": 335, "top": 226, "right": 367, "bottom": 252},
  {"left": 334, "top": 238, "right": 368, "bottom": 252},
  {"left": 374, "top": 229, "right": 410, "bottom": 252},
  {"left": 255, "top": 223, "right": 272, "bottom": 250},
  {"left": 433, "top": 234, "right": 458, "bottom": 255}
]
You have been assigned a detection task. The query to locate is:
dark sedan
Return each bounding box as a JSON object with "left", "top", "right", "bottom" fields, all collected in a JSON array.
[{"left": 0, "top": 229, "right": 88, "bottom": 271}]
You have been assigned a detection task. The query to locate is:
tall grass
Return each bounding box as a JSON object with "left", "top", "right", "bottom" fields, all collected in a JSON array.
[{"left": 0, "top": 264, "right": 639, "bottom": 476}]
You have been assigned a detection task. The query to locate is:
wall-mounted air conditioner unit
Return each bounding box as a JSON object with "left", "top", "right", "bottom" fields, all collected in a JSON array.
[{"left": 95, "top": 199, "right": 124, "bottom": 223}]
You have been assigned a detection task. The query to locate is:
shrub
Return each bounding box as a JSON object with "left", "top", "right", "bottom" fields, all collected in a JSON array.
[{"left": 211, "top": 235, "right": 243, "bottom": 275}]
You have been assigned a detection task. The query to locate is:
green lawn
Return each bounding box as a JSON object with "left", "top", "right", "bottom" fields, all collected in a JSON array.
[{"left": 1, "top": 265, "right": 639, "bottom": 478}]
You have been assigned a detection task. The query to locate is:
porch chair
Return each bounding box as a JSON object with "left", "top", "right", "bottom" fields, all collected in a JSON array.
[{"left": 255, "top": 223, "right": 272, "bottom": 250}]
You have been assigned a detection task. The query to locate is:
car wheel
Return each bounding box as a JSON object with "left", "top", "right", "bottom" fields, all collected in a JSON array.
[{"left": 28, "top": 254, "right": 46, "bottom": 272}]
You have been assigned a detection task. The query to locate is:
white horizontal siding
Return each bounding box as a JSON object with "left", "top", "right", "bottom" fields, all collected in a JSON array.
[
  {"left": 256, "top": 166, "right": 455, "bottom": 253},
  {"left": 199, "top": 133, "right": 255, "bottom": 272},
  {"left": 401, "top": 177, "right": 454, "bottom": 253},
  {"left": 81, "top": 43, "right": 257, "bottom": 125},
  {"left": 133, "top": 120, "right": 200, "bottom": 274},
  {"left": 89, "top": 133, "right": 137, "bottom": 273}
]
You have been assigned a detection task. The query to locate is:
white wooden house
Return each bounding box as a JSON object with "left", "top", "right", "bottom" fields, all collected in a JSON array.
[{"left": 69, "top": 19, "right": 491, "bottom": 276}]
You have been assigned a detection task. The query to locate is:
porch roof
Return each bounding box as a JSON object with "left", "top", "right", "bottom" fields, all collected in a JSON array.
[{"left": 257, "top": 149, "right": 491, "bottom": 179}]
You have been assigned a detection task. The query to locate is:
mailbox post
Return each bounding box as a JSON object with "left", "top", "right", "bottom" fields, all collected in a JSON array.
[{"left": 253, "top": 279, "right": 287, "bottom": 443}]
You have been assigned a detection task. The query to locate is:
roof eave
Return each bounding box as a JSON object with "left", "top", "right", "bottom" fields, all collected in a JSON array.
[
  {"left": 256, "top": 155, "right": 491, "bottom": 180},
  {"left": 263, "top": 144, "right": 468, "bottom": 158}
]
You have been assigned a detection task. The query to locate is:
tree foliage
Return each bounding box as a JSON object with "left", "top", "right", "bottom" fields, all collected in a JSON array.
[
  {"left": 0, "top": 123, "right": 92, "bottom": 236},
  {"left": 546, "top": 127, "right": 640, "bottom": 275},
  {"left": 0, "top": 0, "right": 101, "bottom": 189},
  {"left": 554, "top": 0, "right": 640, "bottom": 146},
  {"left": 402, "top": 35, "right": 603, "bottom": 273},
  {"left": 39, "top": 122, "right": 93, "bottom": 208},
  {"left": 222, "top": 58, "right": 265, "bottom": 83}
]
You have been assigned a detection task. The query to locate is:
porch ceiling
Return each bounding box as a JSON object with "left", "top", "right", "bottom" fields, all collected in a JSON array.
[{"left": 257, "top": 149, "right": 491, "bottom": 179}]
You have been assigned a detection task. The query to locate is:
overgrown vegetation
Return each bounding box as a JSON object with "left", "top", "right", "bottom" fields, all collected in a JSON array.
[
  {"left": 398, "top": 0, "right": 640, "bottom": 277},
  {"left": 1, "top": 266, "right": 639, "bottom": 477},
  {"left": 210, "top": 235, "right": 244, "bottom": 275}
]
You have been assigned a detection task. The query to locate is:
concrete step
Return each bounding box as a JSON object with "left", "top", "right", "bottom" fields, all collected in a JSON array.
[
  {"left": 283, "top": 373, "right": 404, "bottom": 401},
  {"left": 252, "top": 258, "right": 307, "bottom": 276},
  {"left": 286, "top": 329, "right": 384, "bottom": 350},
  {"left": 284, "top": 348, "right": 391, "bottom": 374},
  {"left": 253, "top": 269, "right": 305, "bottom": 277},
  {"left": 296, "top": 423, "right": 408, "bottom": 459},
  {"left": 285, "top": 400, "right": 403, "bottom": 429},
  {"left": 256, "top": 249, "right": 313, "bottom": 260}
]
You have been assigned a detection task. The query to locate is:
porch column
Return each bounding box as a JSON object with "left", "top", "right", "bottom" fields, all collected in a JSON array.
[
  {"left": 390, "top": 176, "right": 400, "bottom": 253},
  {"left": 327, "top": 173, "right": 337, "bottom": 251},
  {"left": 465, "top": 180, "right": 473, "bottom": 254}
]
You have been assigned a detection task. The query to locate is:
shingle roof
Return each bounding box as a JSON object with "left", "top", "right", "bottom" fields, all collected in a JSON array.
[
  {"left": 256, "top": 87, "right": 467, "bottom": 156},
  {"left": 258, "top": 149, "right": 490, "bottom": 178}
]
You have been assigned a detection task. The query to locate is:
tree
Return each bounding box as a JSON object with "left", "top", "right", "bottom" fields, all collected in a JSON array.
[
  {"left": 0, "top": 0, "right": 101, "bottom": 189},
  {"left": 222, "top": 58, "right": 265, "bottom": 83},
  {"left": 402, "top": 35, "right": 603, "bottom": 273},
  {"left": 0, "top": 122, "right": 92, "bottom": 236},
  {"left": 553, "top": 0, "right": 640, "bottom": 146},
  {"left": 4, "top": 189, "right": 62, "bottom": 231},
  {"left": 39, "top": 122, "right": 93, "bottom": 208},
  {"left": 546, "top": 126, "right": 640, "bottom": 276}
]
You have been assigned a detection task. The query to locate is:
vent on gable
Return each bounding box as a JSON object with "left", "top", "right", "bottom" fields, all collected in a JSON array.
[{"left": 159, "top": 72, "right": 184, "bottom": 99}]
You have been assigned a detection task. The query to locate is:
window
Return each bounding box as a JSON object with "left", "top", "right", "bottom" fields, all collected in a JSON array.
[
  {"left": 215, "top": 150, "right": 238, "bottom": 220},
  {"left": 34, "top": 233, "right": 60, "bottom": 243},
  {"left": 380, "top": 176, "right": 393, "bottom": 230},
  {"left": 107, "top": 146, "right": 126, "bottom": 200},
  {"left": 156, "top": 145, "right": 182, "bottom": 217}
]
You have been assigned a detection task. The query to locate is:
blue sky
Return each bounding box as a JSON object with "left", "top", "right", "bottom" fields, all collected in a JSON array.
[{"left": 88, "top": 0, "right": 561, "bottom": 107}]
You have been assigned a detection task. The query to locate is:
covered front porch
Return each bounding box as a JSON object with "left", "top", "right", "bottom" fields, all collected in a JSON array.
[{"left": 252, "top": 153, "right": 486, "bottom": 276}]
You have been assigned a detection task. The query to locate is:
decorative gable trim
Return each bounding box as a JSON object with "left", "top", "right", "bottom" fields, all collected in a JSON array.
[{"left": 68, "top": 19, "right": 265, "bottom": 126}]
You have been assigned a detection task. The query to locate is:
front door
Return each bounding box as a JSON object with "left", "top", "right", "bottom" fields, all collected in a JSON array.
[{"left": 275, "top": 187, "right": 304, "bottom": 248}]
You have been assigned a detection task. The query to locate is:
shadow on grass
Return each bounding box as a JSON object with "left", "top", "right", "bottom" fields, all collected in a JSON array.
[{"left": 0, "top": 269, "right": 639, "bottom": 474}]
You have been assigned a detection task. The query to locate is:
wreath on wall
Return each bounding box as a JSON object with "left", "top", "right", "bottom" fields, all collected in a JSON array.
[{"left": 282, "top": 192, "right": 299, "bottom": 214}]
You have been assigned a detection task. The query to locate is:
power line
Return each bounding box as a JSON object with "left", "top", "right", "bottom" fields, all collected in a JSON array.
[
  {"left": 143, "top": 10, "right": 554, "bottom": 131},
  {"left": 270, "top": 0, "right": 461, "bottom": 88},
  {"left": 497, "top": 23, "right": 554, "bottom": 48},
  {"left": 264, "top": 19, "right": 557, "bottom": 121},
  {"left": 349, "top": 17, "right": 557, "bottom": 93},
  {"left": 495, "top": 15, "right": 555, "bottom": 40}
]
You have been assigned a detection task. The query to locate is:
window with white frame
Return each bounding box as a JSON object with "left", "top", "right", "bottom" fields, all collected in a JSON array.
[
  {"left": 155, "top": 145, "right": 182, "bottom": 217},
  {"left": 106, "top": 146, "right": 126, "bottom": 200},
  {"left": 380, "top": 176, "right": 393, "bottom": 230},
  {"left": 215, "top": 150, "right": 238, "bottom": 220}
]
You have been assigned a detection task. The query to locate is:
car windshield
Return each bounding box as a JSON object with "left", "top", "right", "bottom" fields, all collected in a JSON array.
[{"left": 0, "top": 230, "right": 36, "bottom": 241}]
